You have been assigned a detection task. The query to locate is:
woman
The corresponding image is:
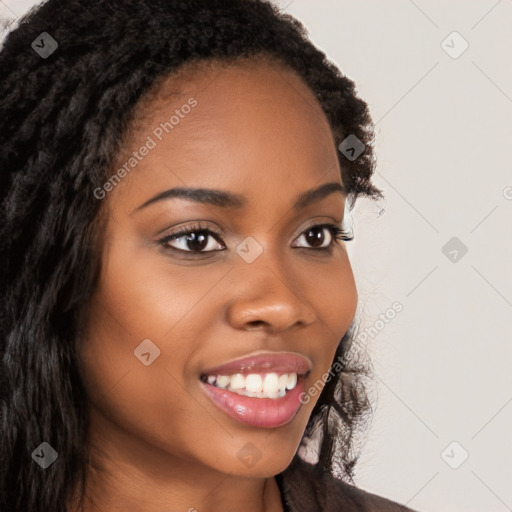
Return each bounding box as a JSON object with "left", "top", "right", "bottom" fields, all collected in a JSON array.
[{"left": 0, "top": 0, "right": 418, "bottom": 510}]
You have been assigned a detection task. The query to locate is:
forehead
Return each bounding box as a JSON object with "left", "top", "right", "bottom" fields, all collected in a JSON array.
[{"left": 108, "top": 58, "right": 343, "bottom": 212}]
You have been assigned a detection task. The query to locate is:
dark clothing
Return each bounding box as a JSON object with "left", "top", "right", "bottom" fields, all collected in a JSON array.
[{"left": 275, "top": 456, "right": 418, "bottom": 512}]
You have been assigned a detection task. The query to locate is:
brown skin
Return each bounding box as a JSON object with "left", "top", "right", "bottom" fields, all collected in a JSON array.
[{"left": 75, "top": 59, "right": 358, "bottom": 512}]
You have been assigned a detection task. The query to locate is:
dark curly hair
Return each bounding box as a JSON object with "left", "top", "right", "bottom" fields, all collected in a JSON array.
[{"left": 0, "top": 0, "right": 384, "bottom": 510}]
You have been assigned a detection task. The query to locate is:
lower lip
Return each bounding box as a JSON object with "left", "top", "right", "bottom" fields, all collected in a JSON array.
[{"left": 200, "top": 377, "right": 306, "bottom": 429}]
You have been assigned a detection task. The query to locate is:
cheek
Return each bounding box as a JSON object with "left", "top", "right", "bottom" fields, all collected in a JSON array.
[
  {"left": 77, "top": 236, "right": 235, "bottom": 458},
  {"left": 302, "top": 254, "right": 358, "bottom": 387},
  {"left": 308, "top": 252, "right": 358, "bottom": 338},
  {"left": 89, "top": 224, "right": 228, "bottom": 349}
]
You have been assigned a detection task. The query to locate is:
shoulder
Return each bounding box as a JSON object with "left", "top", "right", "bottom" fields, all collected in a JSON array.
[
  {"left": 322, "top": 472, "right": 418, "bottom": 512},
  {"left": 278, "top": 455, "right": 420, "bottom": 512}
]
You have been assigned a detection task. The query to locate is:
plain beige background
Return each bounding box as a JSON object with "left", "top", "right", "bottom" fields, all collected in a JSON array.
[{"left": 2, "top": 1, "right": 511, "bottom": 511}]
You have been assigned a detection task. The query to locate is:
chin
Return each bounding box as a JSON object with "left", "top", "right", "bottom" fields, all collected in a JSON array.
[{"left": 218, "top": 431, "right": 304, "bottom": 478}]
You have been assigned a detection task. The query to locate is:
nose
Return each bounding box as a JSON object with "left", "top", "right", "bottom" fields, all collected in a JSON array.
[{"left": 226, "top": 258, "right": 317, "bottom": 333}]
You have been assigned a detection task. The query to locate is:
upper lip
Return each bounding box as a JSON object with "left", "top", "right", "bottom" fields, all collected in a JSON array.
[{"left": 200, "top": 351, "right": 312, "bottom": 377}]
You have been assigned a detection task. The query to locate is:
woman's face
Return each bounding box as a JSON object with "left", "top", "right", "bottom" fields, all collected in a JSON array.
[{"left": 80, "top": 59, "right": 358, "bottom": 480}]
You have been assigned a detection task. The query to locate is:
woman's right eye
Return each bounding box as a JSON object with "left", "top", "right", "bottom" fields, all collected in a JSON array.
[{"left": 157, "top": 224, "right": 225, "bottom": 254}]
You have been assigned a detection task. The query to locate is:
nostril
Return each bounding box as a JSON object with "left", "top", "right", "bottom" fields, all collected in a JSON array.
[{"left": 247, "top": 320, "right": 265, "bottom": 328}]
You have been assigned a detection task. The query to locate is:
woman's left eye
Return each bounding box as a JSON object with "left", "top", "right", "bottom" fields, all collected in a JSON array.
[
  {"left": 156, "top": 222, "right": 352, "bottom": 255},
  {"left": 293, "top": 224, "right": 347, "bottom": 249}
]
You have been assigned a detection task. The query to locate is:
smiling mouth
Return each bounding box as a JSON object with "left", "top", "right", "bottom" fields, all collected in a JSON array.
[
  {"left": 199, "top": 371, "right": 307, "bottom": 399},
  {"left": 198, "top": 372, "right": 310, "bottom": 429}
]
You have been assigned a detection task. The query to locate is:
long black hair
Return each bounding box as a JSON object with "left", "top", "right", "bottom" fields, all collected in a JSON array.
[{"left": 0, "top": 0, "right": 383, "bottom": 510}]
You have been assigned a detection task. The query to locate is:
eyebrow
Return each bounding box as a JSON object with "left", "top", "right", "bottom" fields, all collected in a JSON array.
[{"left": 133, "top": 181, "right": 345, "bottom": 213}]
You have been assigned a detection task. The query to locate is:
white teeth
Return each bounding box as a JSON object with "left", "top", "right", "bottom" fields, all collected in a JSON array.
[
  {"left": 204, "top": 372, "right": 299, "bottom": 399},
  {"left": 216, "top": 375, "right": 231, "bottom": 388},
  {"left": 286, "top": 373, "right": 297, "bottom": 390},
  {"left": 230, "top": 373, "right": 245, "bottom": 390},
  {"left": 263, "top": 373, "right": 279, "bottom": 394},
  {"left": 245, "top": 374, "right": 263, "bottom": 393}
]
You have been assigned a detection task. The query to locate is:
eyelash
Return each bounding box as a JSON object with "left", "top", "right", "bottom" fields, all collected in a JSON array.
[{"left": 156, "top": 221, "right": 354, "bottom": 255}]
